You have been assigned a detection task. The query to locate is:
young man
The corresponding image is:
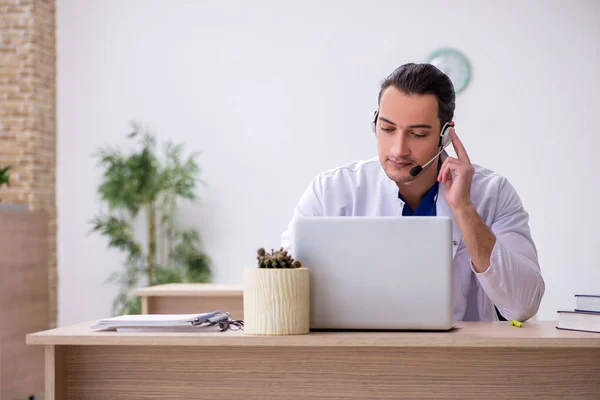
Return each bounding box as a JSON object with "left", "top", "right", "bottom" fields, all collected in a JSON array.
[{"left": 280, "top": 63, "right": 544, "bottom": 322}]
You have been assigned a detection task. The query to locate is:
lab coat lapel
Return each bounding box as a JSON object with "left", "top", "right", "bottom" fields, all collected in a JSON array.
[
  {"left": 436, "top": 184, "right": 462, "bottom": 258},
  {"left": 436, "top": 155, "right": 462, "bottom": 259}
]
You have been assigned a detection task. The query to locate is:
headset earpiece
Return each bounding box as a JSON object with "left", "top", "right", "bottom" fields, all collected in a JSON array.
[
  {"left": 371, "top": 110, "right": 379, "bottom": 133},
  {"left": 409, "top": 120, "right": 456, "bottom": 178},
  {"left": 439, "top": 121, "right": 454, "bottom": 148}
]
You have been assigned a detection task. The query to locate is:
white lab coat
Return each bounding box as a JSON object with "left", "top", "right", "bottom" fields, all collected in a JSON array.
[{"left": 280, "top": 153, "right": 545, "bottom": 322}]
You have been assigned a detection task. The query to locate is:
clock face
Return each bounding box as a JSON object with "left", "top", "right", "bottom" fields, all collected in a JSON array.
[{"left": 427, "top": 49, "right": 471, "bottom": 94}]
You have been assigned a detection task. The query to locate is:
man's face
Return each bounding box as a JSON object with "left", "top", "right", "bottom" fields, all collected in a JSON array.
[{"left": 375, "top": 87, "right": 441, "bottom": 184}]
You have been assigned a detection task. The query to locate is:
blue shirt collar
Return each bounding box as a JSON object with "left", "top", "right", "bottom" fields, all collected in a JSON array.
[{"left": 397, "top": 181, "right": 439, "bottom": 216}]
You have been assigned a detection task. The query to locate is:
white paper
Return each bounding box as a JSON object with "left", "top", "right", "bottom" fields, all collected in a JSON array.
[{"left": 90, "top": 310, "right": 221, "bottom": 330}]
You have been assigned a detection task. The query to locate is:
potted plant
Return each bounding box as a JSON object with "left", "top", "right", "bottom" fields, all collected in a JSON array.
[
  {"left": 243, "top": 247, "right": 310, "bottom": 335},
  {"left": 90, "top": 122, "right": 212, "bottom": 315},
  {"left": 0, "top": 165, "right": 10, "bottom": 202}
]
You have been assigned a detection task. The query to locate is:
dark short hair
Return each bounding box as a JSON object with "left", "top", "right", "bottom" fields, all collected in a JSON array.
[{"left": 378, "top": 63, "right": 455, "bottom": 126}]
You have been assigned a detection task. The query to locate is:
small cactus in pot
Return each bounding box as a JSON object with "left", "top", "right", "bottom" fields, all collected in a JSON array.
[
  {"left": 256, "top": 247, "right": 302, "bottom": 269},
  {"left": 244, "top": 247, "right": 309, "bottom": 335}
]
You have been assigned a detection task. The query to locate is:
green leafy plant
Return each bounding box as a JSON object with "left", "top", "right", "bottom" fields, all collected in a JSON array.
[
  {"left": 256, "top": 247, "right": 303, "bottom": 268},
  {"left": 0, "top": 165, "right": 11, "bottom": 202},
  {"left": 90, "top": 122, "right": 212, "bottom": 315}
]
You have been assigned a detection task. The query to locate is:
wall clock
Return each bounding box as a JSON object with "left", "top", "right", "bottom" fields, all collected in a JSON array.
[{"left": 426, "top": 48, "right": 471, "bottom": 94}]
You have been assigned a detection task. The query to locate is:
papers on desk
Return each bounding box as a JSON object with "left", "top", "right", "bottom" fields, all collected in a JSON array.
[{"left": 90, "top": 310, "right": 243, "bottom": 332}]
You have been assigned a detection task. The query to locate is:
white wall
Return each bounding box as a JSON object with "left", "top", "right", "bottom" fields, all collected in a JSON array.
[{"left": 56, "top": 0, "right": 600, "bottom": 326}]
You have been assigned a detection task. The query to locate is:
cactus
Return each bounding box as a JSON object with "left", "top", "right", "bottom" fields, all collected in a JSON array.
[{"left": 256, "top": 247, "right": 303, "bottom": 269}]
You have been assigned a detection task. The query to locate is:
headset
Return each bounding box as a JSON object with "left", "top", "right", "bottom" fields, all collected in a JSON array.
[{"left": 371, "top": 110, "right": 454, "bottom": 177}]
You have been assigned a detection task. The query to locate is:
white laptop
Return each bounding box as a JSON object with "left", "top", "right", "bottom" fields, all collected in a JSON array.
[{"left": 291, "top": 216, "right": 454, "bottom": 331}]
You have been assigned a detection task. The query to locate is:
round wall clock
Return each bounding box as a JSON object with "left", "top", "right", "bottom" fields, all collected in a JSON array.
[{"left": 426, "top": 48, "right": 471, "bottom": 94}]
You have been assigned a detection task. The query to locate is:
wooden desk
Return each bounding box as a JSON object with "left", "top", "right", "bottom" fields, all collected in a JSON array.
[
  {"left": 134, "top": 283, "right": 243, "bottom": 319},
  {"left": 27, "top": 321, "right": 600, "bottom": 399}
]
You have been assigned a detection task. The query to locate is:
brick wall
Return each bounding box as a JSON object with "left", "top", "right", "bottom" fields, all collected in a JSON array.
[{"left": 0, "top": 0, "right": 57, "bottom": 328}]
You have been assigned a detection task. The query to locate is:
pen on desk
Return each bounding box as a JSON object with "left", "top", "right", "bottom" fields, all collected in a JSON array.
[
  {"left": 510, "top": 320, "right": 522, "bottom": 328},
  {"left": 209, "top": 312, "right": 230, "bottom": 324}
]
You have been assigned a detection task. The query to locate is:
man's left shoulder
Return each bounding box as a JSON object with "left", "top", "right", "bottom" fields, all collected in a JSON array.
[
  {"left": 471, "top": 163, "right": 512, "bottom": 191},
  {"left": 471, "top": 163, "right": 523, "bottom": 210}
]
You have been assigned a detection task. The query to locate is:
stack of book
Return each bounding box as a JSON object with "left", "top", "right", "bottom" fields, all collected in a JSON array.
[
  {"left": 90, "top": 310, "right": 239, "bottom": 332},
  {"left": 557, "top": 294, "right": 600, "bottom": 333}
]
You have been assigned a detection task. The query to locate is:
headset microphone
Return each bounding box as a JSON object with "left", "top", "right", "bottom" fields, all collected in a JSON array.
[
  {"left": 409, "top": 139, "right": 452, "bottom": 176},
  {"left": 409, "top": 121, "right": 454, "bottom": 177},
  {"left": 408, "top": 165, "right": 423, "bottom": 177}
]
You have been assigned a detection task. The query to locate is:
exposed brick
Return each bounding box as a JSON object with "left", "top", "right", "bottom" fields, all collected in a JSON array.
[{"left": 0, "top": 0, "right": 56, "bottom": 329}]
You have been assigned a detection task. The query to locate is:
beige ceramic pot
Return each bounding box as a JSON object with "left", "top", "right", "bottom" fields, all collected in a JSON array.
[{"left": 243, "top": 267, "right": 309, "bottom": 335}]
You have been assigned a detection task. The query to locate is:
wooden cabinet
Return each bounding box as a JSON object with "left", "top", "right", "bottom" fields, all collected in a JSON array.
[
  {"left": 134, "top": 283, "right": 243, "bottom": 320},
  {"left": 0, "top": 207, "right": 48, "bottom": 400}
]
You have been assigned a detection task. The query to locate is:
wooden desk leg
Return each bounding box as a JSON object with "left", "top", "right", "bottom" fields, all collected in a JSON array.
[
  {"left": 141, "top": 296, "right": 149, "bottom": 314},
  {"left": 45, "top": 345, "right": 65, "bottom": 400}
]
